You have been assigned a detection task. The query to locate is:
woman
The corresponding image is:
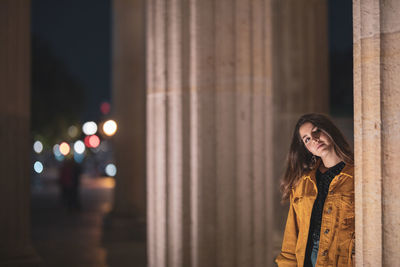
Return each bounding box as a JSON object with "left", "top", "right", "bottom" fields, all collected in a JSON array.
[{"left": 275, "top": 113, "right": 355, "bottom": 267}]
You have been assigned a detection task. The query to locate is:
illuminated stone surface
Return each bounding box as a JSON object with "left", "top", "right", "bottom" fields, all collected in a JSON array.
[{"left": 353, "top": 0, "right": 400, "bottom": 266}]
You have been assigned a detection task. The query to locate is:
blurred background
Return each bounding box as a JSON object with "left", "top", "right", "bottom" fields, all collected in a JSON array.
[
  {"left": 2, "top": 0, "right": 353, "bottom": 266},
  {"left": 30, "top": 1, "right": 146, "bottom": 266}
]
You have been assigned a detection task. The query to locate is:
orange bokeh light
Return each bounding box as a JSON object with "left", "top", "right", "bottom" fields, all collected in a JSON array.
[
  {"left": 59, "top": 142, "right": 70, "bottom": 155},
  {"left": 102, "top": 119, "right": 117, "bottom": 136}
]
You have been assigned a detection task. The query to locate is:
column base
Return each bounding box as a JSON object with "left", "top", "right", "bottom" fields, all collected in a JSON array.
[
  {"left": 102, "top": 211, "right": 146, "bottom": 242},
  {"left": 0, "top": 245, "right": 42, "bottom": 267}
]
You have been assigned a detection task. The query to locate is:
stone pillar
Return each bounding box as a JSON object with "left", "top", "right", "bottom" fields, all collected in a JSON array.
[
  {"left": 0, "top": 0, "right": 41, "bottom": 266},
  {"left": 147, "top": 1, "right": 328, "bottom": 267},
  {"left": 272, "top": 0, "right": 329, "bottom": 248},
  {"left": 104, "top": 0, "right": 147, "bottom": 241},
  {"left": 353, "top": 0, "right": 400, "bottom": 266}
]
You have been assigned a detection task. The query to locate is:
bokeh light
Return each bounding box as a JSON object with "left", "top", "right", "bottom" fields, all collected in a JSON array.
[
  {"left": 34, "top": 161, "right": 43, "bottom": 174},
  {"left": 68, "top": 125, "right": 79, "bottom": 138},
  {"left": 59, "top": 142, "right": 70, "bottom": 156},
  {"left": 84, "top": 136, "right": 90, "bottom": 147},
  {"left": 89, "top": 135, "right": 100, "bottom": 148},
  {"left": 84, "top": 135, "right": 100, "bottom": 148},
  {"left": 55, "top": 154, "right": 65, "bottom": 162},
  {"left": 53, "top": 144, "right": 61, "bottom": 157},
  {"left": 105, "top": 164, "right": 117, "bottom": 177},
  {"left": 33, "top": 141, "right": 43, "bottom": 153},
  {"left": 100, "top": 102, "right": 111, "bottom": 115},
  {"left": 74, "top": 140, "right": 85, "bottom": 154},
  {"left": 74, "top": 153, "right": 85, "bottom": 163},
  {"left": 102, "top": 120, "right": 117, "bottom": 136},
  {"left": 82, "top": 121, "right": 98, "bottom": 135}
]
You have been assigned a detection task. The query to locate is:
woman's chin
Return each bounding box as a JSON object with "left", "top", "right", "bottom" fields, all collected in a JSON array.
[{"left": 319, "top": 149, "right": 335, "bottom": 158}]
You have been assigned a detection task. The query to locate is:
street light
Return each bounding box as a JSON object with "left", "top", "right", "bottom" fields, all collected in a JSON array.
[{"left": 102, "top": 119, "right": 118, "bottom": 136}]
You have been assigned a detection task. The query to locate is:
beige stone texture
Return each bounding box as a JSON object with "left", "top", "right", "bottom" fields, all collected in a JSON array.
[
  {"left": 381, "top": 31, "right": 400, "bottom": 267},
  {"left": 0, "top": 0, "right": 41, "bottom": 265},
  {"left": 147, "top": 0, "right": 275, "bottom": 266},
  {"left": 147, "top": 0, "right": 328, "bottom": 266},
  {"left": 353, "top": 0, "right": 400, "bottom": 266}
]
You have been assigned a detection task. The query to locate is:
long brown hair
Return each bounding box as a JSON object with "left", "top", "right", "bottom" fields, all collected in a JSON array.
[{"left": 280, "top": 113, "right": 354, "bottom": 202}]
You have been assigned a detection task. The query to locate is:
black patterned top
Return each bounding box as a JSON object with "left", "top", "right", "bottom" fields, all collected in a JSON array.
[{"left": 304, "top": 161, "right": 345, "bottom": 265}]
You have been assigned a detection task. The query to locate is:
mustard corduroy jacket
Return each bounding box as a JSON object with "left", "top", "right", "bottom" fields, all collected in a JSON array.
[{"left": 276, "top": 162, "right": 355, "bottom": 267}]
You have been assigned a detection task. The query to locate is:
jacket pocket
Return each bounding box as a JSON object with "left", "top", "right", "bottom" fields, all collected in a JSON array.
[
  {"left": 292, "top": 196, "right": 303, "bottom": 218},
  {"left": 340, "top": 194, "right": 355, "bottom": 230},
  {"left": 293, "top": 196, "right": 302, "bottom": 204},
  {"left": 336, "top": 231, "right": 355, "bottom": 266},
  {"left": 340, "top": 193, "right": 354, "bottom": 211}
]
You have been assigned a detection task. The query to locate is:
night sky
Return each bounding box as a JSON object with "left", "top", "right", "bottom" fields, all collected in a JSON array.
[
  {"left": 328, "top": 0, "right": 354, "bottom": 116},
  {"left": 328, "top": 0, "right": 353, "bottom": 52},
  {"left": 31, "top": 0, "right": 111, "bottom": 121},
  {"left": 31, "top": 0, "right": 353, "bottom": 119}
]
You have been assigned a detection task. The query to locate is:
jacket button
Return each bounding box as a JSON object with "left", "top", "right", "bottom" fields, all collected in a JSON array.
[
  {"left": 324, "top": 229, "right": 330, "bottom": 234},
  {"left": 322, "top": 250, "right": 328, "bottom": 256},
  {"left": 326, "top": 207, "right": 332, "bottom": 214}
]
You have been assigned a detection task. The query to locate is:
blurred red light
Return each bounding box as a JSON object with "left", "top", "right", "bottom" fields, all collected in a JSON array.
[
  {"left": 84, "top": 136, "right": 91, "bottom": 147},
  {"left": 84, "top": 135, "right": 100, "bottom": 148},
  {"left": 100, "top": 102, "right": 111, "bottom": 115},
  {"left": 88, "top": 135, "right": 100, "bottom": 148}
]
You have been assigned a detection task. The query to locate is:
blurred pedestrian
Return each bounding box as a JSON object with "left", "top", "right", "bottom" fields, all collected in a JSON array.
[{"left": 59, "top": 158, "right": 82, "bottom": 210}]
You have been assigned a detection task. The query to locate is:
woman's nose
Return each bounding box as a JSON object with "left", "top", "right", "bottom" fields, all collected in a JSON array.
[{"left": 311, "top": 132, "right": 320, "bottom": 141}]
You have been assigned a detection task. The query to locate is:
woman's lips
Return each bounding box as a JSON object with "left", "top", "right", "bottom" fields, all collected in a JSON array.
[{"left": 317, "top": 143, "right": 324, "bottom": 150}]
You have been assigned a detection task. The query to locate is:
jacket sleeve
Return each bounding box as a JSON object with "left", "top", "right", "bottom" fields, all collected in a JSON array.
[{"left": 275, "top": 192, "right": 299, "bottom": 267}]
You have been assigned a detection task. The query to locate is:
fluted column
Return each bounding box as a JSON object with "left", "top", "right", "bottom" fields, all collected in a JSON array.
[
  {"left": 105, "top": 0, "right": 147, "bottom": 241},
  {"left": 0, "top": 0, "right": 41, "bottom": 265},
  {"left": 147, "top": 0, "right": 329, "bottom": 266},
  {"left": 353, "top": 0, "right": 400, "bottom": 266}
]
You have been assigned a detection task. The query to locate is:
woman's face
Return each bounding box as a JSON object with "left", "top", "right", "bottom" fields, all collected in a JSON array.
[{"left": 299, "top": 122, "right": 333, "bottom": 158}]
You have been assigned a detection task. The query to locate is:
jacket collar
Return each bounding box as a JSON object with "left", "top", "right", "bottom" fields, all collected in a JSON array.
[{"left": 303, "top": 158, "right": 354, "bottom": 182}]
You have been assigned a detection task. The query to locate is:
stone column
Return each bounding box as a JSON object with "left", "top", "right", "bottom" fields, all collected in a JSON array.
[
  {"left": 104, "top": 0, "right": 147, "bottom": 241},
  {"left": 147, "top": 1, "right": 328, "bottom": 267},
  {"left": 0, "top": 0, "right": 41, "bottom": 266},
  {"left": 353, "top": 0, "right": 400, "bottom": 266}
]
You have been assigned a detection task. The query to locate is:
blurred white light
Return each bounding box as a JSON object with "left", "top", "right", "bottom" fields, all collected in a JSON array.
[
  {"left": 53, "top": 144, "right": 62, "bottom": 157},
  {"left": 105, "top": 164, "right": 117, "bottom": 177},
  {"left": 82, "top": 121, "right": 98, "bottom": 135},
  {"left": 34, "top": 161, "right": 43, "bottom": 174},
  {"left": 68, "top": 125, "right": 79, "bottom": 138},
  {"left": 103, "top": 120, "right": 118, "bottom": 136},
  {"left": 33, "top": 141, "right": 43, "bottom": 153},
  {"left": 74, "top": 140, "right": 85, "bottom": 154}
]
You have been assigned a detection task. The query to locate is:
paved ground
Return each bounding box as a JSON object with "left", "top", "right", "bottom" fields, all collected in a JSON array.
[{"left": 31, "top": 176, "right": 147, "bottom": 267}]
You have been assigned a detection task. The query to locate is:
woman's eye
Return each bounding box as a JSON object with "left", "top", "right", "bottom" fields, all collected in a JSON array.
[{"left": 304, "top": 137, "right": 310, "bottom": 144}]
